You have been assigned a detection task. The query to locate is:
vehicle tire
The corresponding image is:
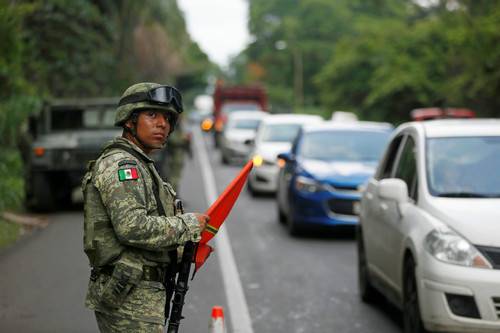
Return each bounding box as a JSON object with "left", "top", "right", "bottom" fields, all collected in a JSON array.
[
  {"left": 403, "top": 257, "right": 428, "bottom": 333},
  {"left": 277, "top": 203, "right": 286, "bottom": 224},
  {"left": 357, "top": 228, "right": 378, "bottom": 303},
  {"left": 286, "top": 210, "right": 301, "bottom": 236},
  {"left": 221, "top": 153, "right": 230, "bottom": 165},
  {"left": 214, "top": 133, "right": 220, "bottom": 148},
  {"left": 247, "top": 180, "right": 258, "bottom": 197},
  {"left": 31, "top": 172, "right": 55, "bottom": 211}
]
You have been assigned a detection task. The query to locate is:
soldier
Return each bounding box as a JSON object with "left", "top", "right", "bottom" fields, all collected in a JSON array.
[
  {"left": 82, "top": 82, "right": 209, "bottom": 332},
  {"left": 158, "top": 115, "right": 191, "bottom": 192}
]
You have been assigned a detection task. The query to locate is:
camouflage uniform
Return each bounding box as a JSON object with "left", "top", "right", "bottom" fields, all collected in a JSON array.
[
  {"left": 82, "top": 136, "right": 201, "bottom": 332},
  {"left": 159, "top": 122, "right": 189, "bottom": 191}
]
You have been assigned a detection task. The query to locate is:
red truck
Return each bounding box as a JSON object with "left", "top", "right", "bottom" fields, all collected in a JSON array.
[{"left": 212, "top": 82, "right": 268, "bottom": 147}]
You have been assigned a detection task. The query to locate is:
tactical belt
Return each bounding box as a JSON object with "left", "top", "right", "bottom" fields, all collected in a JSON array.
[{"left": 99, "top": 265, "right": 165, "bottom": 283}]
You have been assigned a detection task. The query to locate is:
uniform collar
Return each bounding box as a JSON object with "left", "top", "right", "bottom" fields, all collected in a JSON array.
[{"left": 108, "top": 137, "right": 155, "bottom": 163}]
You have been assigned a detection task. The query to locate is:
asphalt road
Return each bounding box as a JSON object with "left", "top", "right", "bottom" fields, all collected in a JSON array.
[{"left": 0, "top": 129, "right": 403, "bottom": 333}]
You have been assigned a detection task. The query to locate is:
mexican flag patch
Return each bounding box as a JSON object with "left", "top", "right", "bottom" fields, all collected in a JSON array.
[{"left": 118, "top": 168, "right": 139, "bottom": 181}]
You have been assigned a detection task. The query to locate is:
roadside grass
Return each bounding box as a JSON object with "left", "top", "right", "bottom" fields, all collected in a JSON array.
[
  {"left": 0, "top": 148, "right": 25, "bottom": 249},
  {"left": 0, "top": 219, "right": 21, "bottom": 250}
]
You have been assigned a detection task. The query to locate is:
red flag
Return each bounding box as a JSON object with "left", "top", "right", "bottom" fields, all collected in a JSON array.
[{"left": 194, "top": 160, "right": 253, "bottom": 273}]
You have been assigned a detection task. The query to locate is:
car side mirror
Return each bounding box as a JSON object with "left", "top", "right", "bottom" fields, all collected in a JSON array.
[
  {"left": 244, "top": 139, "right": 255, "bottom": 146},
  {"left": 378, "top": 178, "right": 408, "bottom": 204},
  {"left": 277, "top": 152, "right": 295, "bottom": 162}
]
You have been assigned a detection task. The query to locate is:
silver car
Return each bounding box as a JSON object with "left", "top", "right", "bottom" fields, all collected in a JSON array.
[
  {"left": 358, "top": 119, "right": 500, "bottom": 333},
  {"left": 247, "top": 114, "right": 323, "bottom": 195},
  {"left": 220, "top": 111, "right": 268, "bottom": 164}
]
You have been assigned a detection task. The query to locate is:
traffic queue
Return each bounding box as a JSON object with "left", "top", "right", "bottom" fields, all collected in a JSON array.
[{"left": 198, "top": 104, "right": 500, "bottom": 333}]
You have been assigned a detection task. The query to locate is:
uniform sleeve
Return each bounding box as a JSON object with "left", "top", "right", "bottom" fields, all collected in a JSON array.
[{"left": 94, "top": 155, "right": 201, "bottom": 251}]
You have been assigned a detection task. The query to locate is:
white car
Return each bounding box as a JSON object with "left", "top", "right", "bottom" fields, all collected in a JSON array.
[
  {"left": 358, "top": 119, "right": 500, "bottom": 333},
  {"left": 247, "top": 114, "right": 323, "bottom": 195},
  {"left": 220, "top": 111, "right": 268, "bottom": 164}
]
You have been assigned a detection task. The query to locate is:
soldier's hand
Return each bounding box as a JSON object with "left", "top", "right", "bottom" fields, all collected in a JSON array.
[{"left": 194, "top": 213, "right": 209, "bottom": 232}]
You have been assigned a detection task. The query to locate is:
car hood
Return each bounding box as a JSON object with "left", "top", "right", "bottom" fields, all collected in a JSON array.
[
  {"left": 426, "top": 198, "right": 500, "bottom": 247},
  {"left": 300, "top": 159, "right": 377, "bottom": 186},
  {"left": 225, "top": 130, "right": 256, "bottom": 143},
  {"left": 254, "top": 142, "right": 291, "bottom": 160},
  {"left": 34, "top": 130, "right": 121, "bottom": 149}
]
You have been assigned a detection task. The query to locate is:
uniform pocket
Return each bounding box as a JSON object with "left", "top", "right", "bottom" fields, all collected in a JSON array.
[
  {"left": 98, "top": 262, "right": 143, "bottom": 310},
  {"left": 119, "top": 281, "right": 167, "bottom": 323}
]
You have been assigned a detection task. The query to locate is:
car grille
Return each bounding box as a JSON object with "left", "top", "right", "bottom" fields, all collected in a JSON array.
[
  {"left": 476, "top": 246, "right": 500, "bottom": 269},
  {"left": 326, "top": 198, "right": 357, "bottom": 216},
  {"left": 492, "top": 297, "right": 500, "bottom": 319}
]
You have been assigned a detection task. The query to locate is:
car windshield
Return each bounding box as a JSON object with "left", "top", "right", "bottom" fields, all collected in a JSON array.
[
  {"left": 260, "top": 123, "right": 302, "bottom": 142},
  {"left": 227, "top": 119, "right": 261, "bottom": 131},
  {"left": 221, "top": 103, "right": 261, "bottom": 114},
  {"left": 298, "top": 130, "right": 390, "bottom": 162},
  {"left": 427, "top": 136, "right": 500, "bottom": 198},
  {"left": 51, "top": 108, "right": 116, "bottom": 130}
]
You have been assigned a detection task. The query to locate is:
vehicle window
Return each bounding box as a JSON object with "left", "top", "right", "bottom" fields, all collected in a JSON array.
[
  {"left": 297, "top": 130, "right": 390, "bottom": 162},
  {"left": 227, "top": 119, "right": 261, "bottom": 131},
  {"left": 427, "top": 136, "right": 500, "bottom": 198},
  {"left": 221, "top": 103, "right": 261, "bottom": 114},
  {"left": 394, "top": 136, "right": 418, "bottom": 201},
  {"left": 260, "top": 123, "right": 302, "bottom": 143},
  {"left": 51, "top": 108, "right": 115, "bottom": 130},
  {"left": 377, "top": 135, "right": 404, "bottom": 180},
  {"left": 51, "top": 109, "right": 83, "bottom": 130}
]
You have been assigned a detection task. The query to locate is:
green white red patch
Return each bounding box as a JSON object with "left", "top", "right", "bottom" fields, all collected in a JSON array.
[{"left": 118, "top": 168, "right": 139, "bottom": 181}]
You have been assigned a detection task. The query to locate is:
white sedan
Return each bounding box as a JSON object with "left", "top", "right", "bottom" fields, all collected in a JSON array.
[
  {"left": 358, "top": 119, "right": 500, "bottom": 333},
  {"left": 220, "top": 111, "right": 268, "bottom": 164},
  {"left": 247, "top": 114, "right": 323, "bottom": 195}
]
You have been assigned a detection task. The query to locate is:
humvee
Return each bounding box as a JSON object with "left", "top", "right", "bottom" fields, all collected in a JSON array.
[{"left": 23, "top": 98, "right": 121, "bottom": 210}]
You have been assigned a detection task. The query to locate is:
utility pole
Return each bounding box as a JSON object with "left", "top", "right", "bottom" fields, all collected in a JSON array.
[{"left": 292, "top": 47, "right": 304, "bottom": 110}]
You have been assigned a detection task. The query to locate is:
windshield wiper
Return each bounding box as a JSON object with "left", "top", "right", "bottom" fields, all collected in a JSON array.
[{"left": 437, "top": 192, "right": 493, "bottom": 198}]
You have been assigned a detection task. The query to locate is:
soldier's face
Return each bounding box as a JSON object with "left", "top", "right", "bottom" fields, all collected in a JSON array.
[{"left": 135, "top": 109, "right": 171, "bottom": 151}]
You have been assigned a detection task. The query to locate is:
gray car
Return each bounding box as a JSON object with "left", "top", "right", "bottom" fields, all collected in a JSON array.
[{"left": 220, "top": 111, "right": 268, "bottom": 164}]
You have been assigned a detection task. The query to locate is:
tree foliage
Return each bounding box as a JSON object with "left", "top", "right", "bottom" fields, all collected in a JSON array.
[
  {"left": 233, "top": 0, "right": 500, "bottom": 121},
  {"left": 0, "top": 0, "right": 211, "bottom": 211}
]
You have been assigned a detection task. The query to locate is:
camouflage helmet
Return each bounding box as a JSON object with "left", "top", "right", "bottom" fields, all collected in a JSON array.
[{"left": 115, "top": 82, "right": 182, "bottom": 130}]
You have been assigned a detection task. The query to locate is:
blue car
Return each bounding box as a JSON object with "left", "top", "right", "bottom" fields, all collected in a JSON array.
[{"left": 276, "top": 122, "right": 392, "bottom": 235}]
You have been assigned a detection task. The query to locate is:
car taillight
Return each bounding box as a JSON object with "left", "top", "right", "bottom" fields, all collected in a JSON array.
[{"left": 33, "top": 147, "right": 45, "bottom": 157}]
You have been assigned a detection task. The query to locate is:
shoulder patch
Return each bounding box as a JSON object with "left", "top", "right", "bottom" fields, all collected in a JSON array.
[
  {"left": 118, "top": 159, "right": 138, "bottom": 167},
  {"left": 118, "top": 167, "right": 139, "bottom": 181}
]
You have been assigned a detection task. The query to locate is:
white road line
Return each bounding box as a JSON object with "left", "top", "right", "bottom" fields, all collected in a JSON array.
[{"left": 193, "top": 127, "right": 254, "bottom": 333}]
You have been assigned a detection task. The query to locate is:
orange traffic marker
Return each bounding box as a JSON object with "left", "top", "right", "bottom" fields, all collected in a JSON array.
[{"left": 209, "top": 306, "right": 225, "bottom": 333}]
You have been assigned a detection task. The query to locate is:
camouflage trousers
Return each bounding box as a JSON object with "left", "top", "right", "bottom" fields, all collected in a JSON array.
[{"left": 95, "top": 311, "right": 164, "bottom": 333}]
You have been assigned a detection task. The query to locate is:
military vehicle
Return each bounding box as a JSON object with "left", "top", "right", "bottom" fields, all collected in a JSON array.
[{"left": 22, "top": 98, "right": 121, "bottom": 210}]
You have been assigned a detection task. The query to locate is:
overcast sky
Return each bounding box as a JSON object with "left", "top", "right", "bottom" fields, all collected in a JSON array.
[{"left": 177, "top": 0, "right": 250, "bottom": 67}]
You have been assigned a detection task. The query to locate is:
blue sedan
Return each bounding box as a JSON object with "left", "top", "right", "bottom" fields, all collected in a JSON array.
[{"left": 276, "top": 122, "right": 392, "bottom": 235}]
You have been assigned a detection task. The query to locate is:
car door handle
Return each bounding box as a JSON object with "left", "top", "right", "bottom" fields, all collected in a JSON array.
[
  {"left": 366, "top": 192, "right": 373, "bottom": 200},
  {"left": 380, "top": 202, "right": 388, "bottom": 211}
]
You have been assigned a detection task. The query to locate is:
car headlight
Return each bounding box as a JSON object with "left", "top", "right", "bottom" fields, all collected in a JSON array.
[
  {"left": 424, "top": 229, "right": 492, "bottom": 269},
  {"left": 252, "top": 154, "right": 275, "bottom": 167},
  {"left": 295, "top": 175, "right": 325, "bottom": 193},
  {"left": 253, "top": 155, "right": 263, "bottom": 167}
]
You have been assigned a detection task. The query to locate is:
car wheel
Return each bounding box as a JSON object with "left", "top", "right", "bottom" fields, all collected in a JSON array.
[
  {"left": 277, "top": 203, "right": 286, "bottom": 224},
  {"left": 30, "top": 172, "right": 55, "bottom": 211},
  {"left": 403, "top": 257, "right": 428, "bottom": 333},
  {"left": 286, "top": 210, "right": 301, "bottom": 236},
  {"left": 247, "top": 179, "right": 258, "bottom": 197},
  {"left": 357, "top": 228, "right": 378, "bottom": 303},
  {"left": 221, "top": 153, "right": 229, "bottom": 165}
]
